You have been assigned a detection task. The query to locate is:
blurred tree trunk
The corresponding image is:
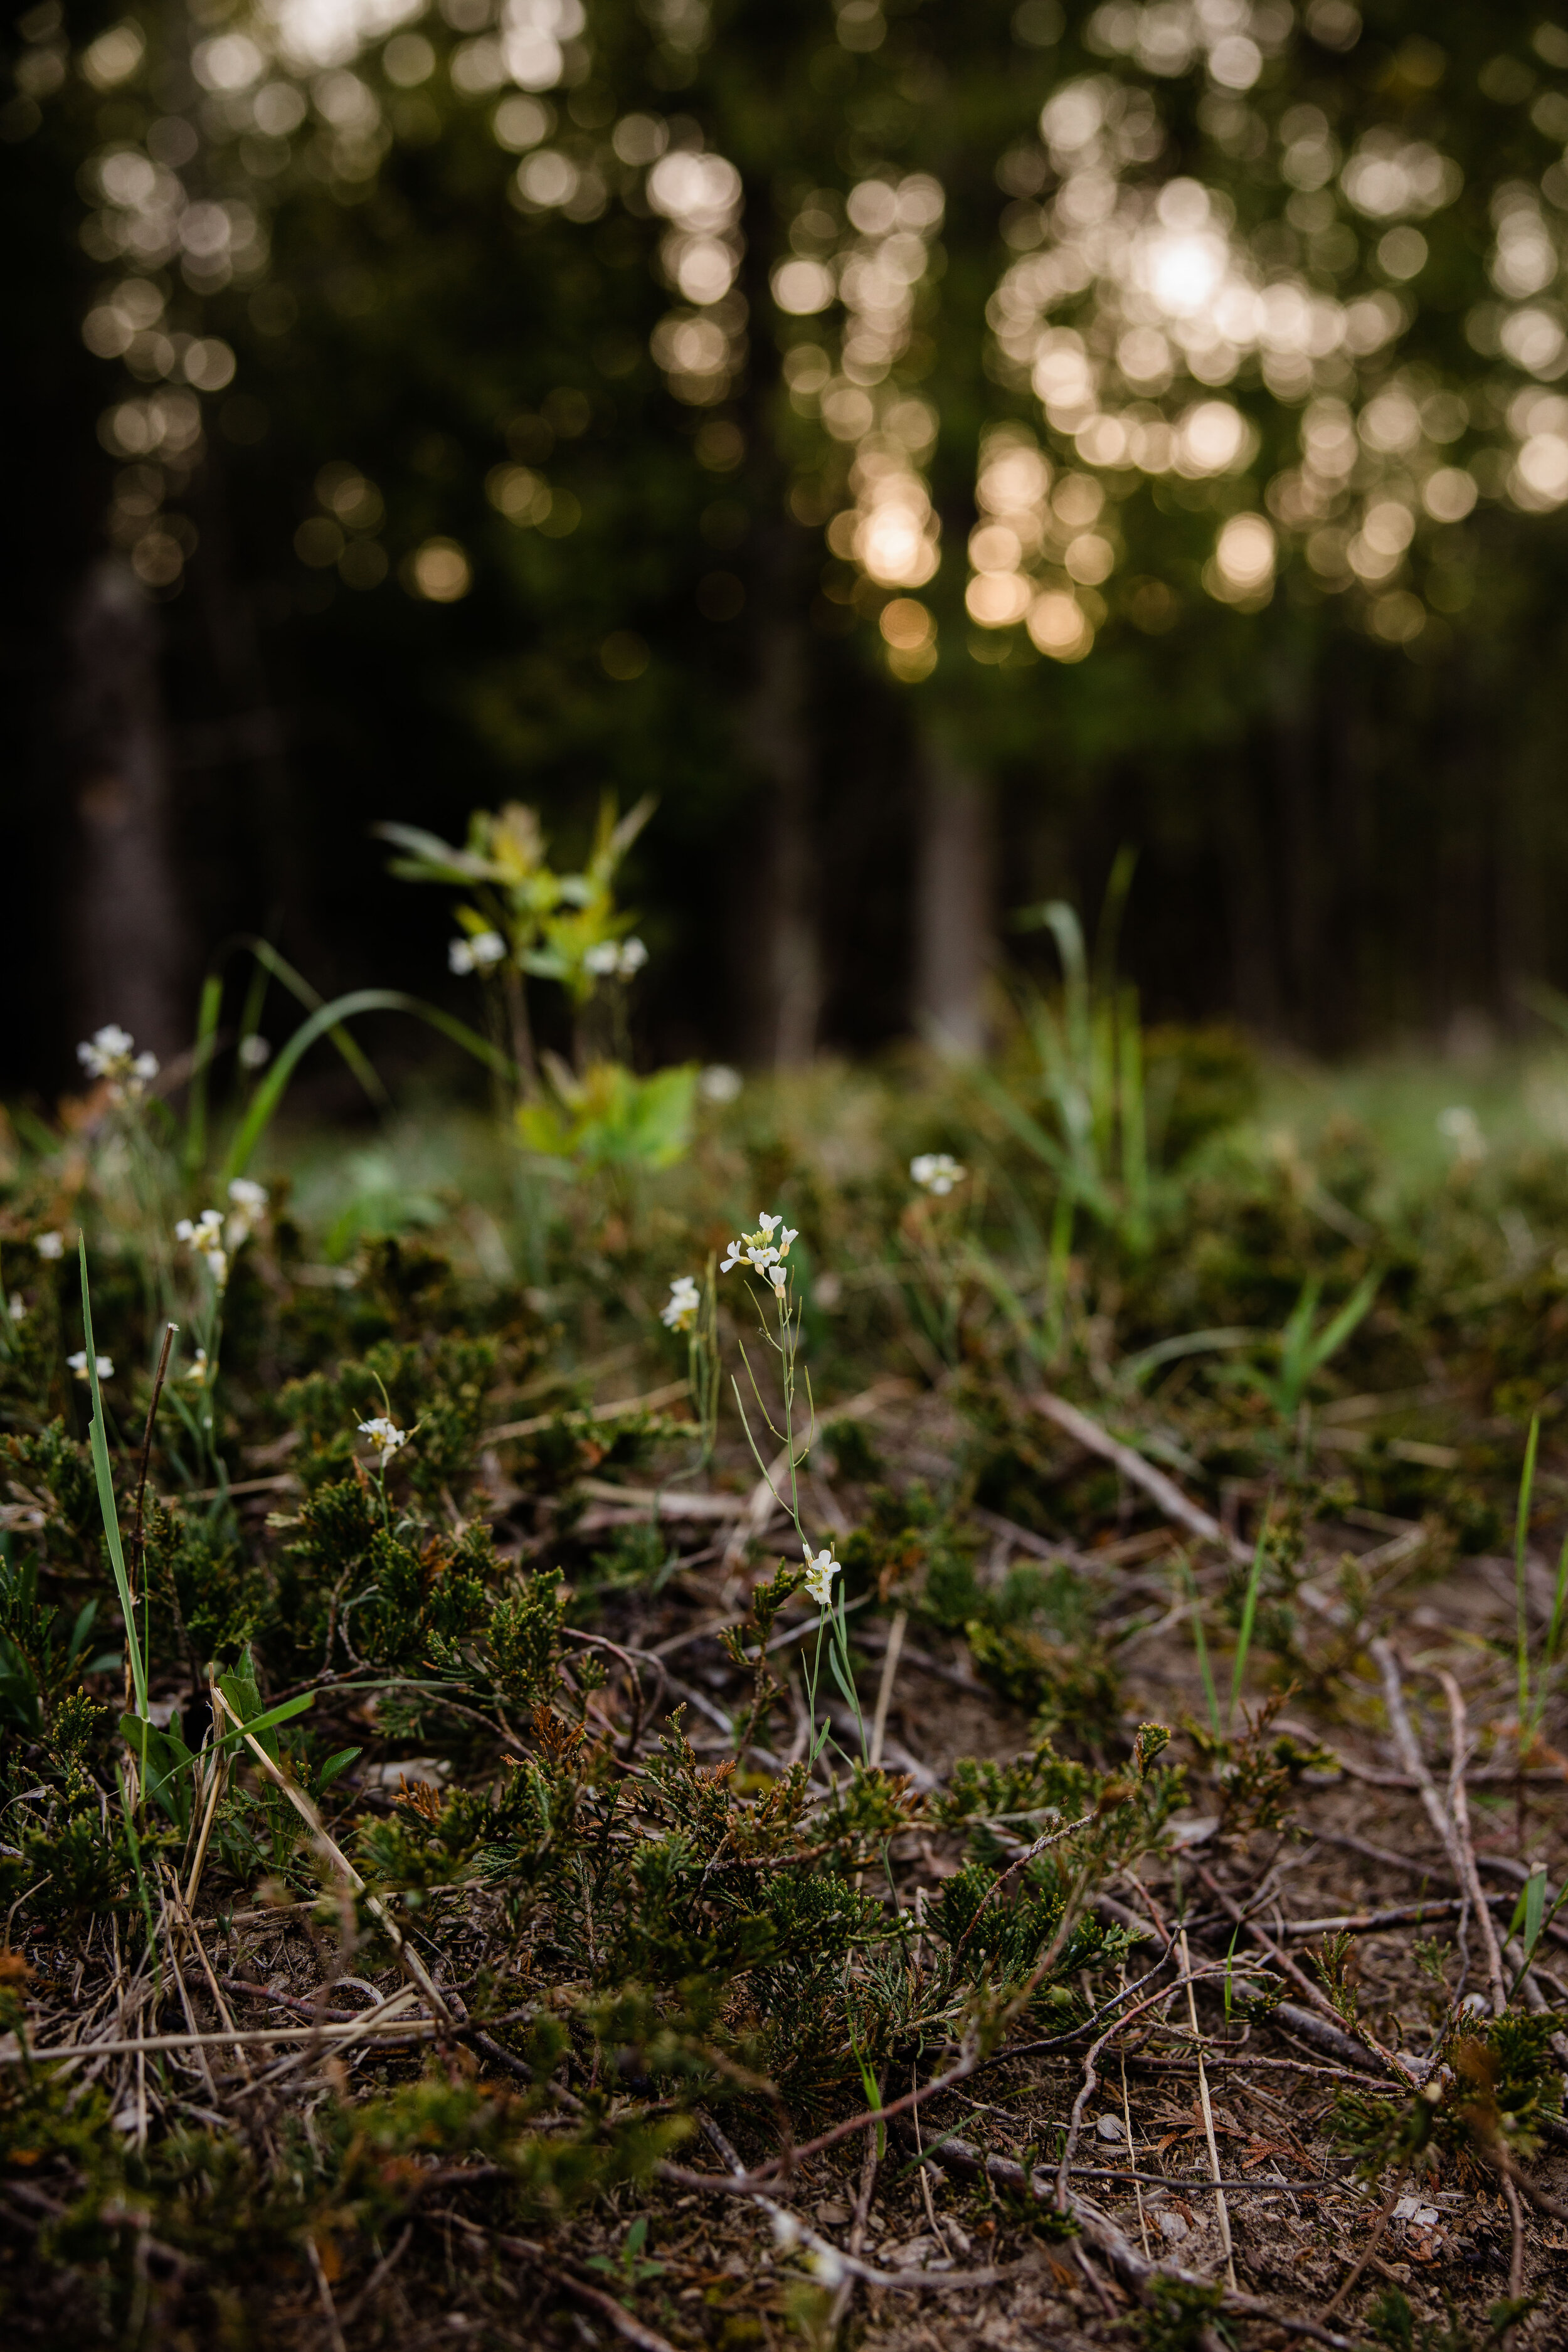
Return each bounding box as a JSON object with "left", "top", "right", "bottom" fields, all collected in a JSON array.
[
  {"left": 913, "top": 738, "right": 993, "bottom": 1059},
  {"left": 191, "top": 443, "right": 313, "bottom": 967},
  {"left": 63, "top": 558, "right": 184, "bottom": 1061},
  {"left": 752, "top": 615, "right": 822, "bottom": 1067}
]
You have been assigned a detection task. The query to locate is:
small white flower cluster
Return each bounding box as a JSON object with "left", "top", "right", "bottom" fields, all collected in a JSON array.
[
  {"left": 699, "top": 1063, "right": 741, "bottom": 1104},
  {"left": 583, "top": 936, "right": 649, "bottom": 979},
  {"left": 802, "top": 1541, "right": 840, "bottom": 1608},
  {"left": 449, "top": 930, "right": 507, "bottom": 975},
  {"left": 35, "top": 1231, "right": 65, "bottom": 1261},
  {"left": 183, "top": 1347, "right": 210, "bottom": 1385},
  {"left": 720, "top": 1211, "right": 799, "bottom": 1299},
  {"left": 911, "top": 1152, "right": 966, "bottom": 1196},
  {"left": 238, "top": 1033, "right": 272, "bottom": 1070},
  {"left": 226, "top": 1177, "right": 269, "bottom": 1246},
  {"left": 77, "top": 1023, "right": 159, "bottom": 1103},
  {"left": 176, "top": 1179, "right": 269, "bottom": 1292},
  {"left": 67, "top": 1349, "right": 114, "bottom": 1382},
  {"left": 176, "top": 1208, "right": 229, "bottom": 1290},
  {"left": 661, "top": 1274, "right": 700, "bottom": 1332},
  {"left": 358, "top": 1414, "right": 408, "bottom": 1460}
]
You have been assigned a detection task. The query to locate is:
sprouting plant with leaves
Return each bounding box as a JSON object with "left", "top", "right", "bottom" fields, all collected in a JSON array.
[
  {"left": 378, "top": 794, "right": 655, "bottom": 1088},
  {"left": 967, "top": 856, "right": 1155, "bottom": 1362},
  {"left": 1234, "top": 1269, "right": 1380, "bottom": 1422}
]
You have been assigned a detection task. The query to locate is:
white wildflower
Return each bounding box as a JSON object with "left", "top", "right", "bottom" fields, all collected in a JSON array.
[
  {"left": 807, "top": 2244, "right": 845, "bottom": 2286},
  {"left": 358, "top": 1415, "right": 408, "bottom": 1460},
  {"left": 67, "top": 1350, "right": 114, "bottom": 1381},
  {"left": 35, "top": 1231, "right": 65, "bottom": 1261},
  {"left": 77, "top": 1024, "right": 158, "bottom": 1101},
  {"left": 720, "top": 1212, "right": 798, "bottom": 1282},
  {"left": 176, "top": 1209, "right": 230, "bottom": 1290},
  {"left": 226, "top": 1177, "right": 269, "bottom": 1248},
  {"left": 7, "top": 1293, "right": 23, "bottom": 1322},
  {"left": 238, "top": 1032, "right": 272, "bottom": 1069},
  {"left": 770, "top": 2208, "right": 802, "bottom": 2251},
  {"left": 1437, "top": 1105, "right": 1486, "bottom": 1165},
  {"left": 802, "top": 1542, "right": 840, "bottom": 1608},
  {"left": 699, "top": 1063, "right": 741, "bottom": 1104},
  {"left": 766, "top": 1261, "right": 788, "bottom": 1299},
  {"left": 911, "top": 1152, "right": 966, "bottom": 1196},
  {"left": 450, "top": 931, "right": 506, "bottom": 975},
  {"left": 660, "top": 1274, "right": 701, "bottom": 1332},
  {"left": 183, "top": 1348, "right": 209, "bottom": 1384},
  {"left": 585, "top": 936, "right": 649, "bottom": 980},
  {"left": 77, "top": 1023, "right": 134, "bottom": 1077}
]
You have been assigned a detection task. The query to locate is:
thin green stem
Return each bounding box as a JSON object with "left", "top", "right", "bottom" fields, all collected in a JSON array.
[{"left": 1517, "top": 1412, "right": 1540, "bottom": 1747}]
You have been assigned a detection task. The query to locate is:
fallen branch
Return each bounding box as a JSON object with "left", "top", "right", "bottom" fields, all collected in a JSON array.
[{"left": 1029, "top": 1392, "right": 1249, "bottom": 1564}]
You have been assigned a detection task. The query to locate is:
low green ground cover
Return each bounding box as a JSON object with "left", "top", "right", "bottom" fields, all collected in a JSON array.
[{"left": 5, "top": 950, "right": 1568, "bottom": 2347}]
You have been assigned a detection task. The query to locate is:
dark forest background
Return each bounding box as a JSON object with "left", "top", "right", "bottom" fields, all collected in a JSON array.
[{"left": 7, "top": 0, "right": 1568, "bottom": 1101}]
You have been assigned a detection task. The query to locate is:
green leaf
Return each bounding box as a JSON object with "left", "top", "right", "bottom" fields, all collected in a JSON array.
[
  {"left": 318, "top": 1745, "right": 363, "bottom": 1793},
  {"left": 216, "top": 1653, "right": 314, "bottom": 1764},
  {"left": 119, "top": 1713, "right": 194, "bottom": 1831},
  {"left": 517, "top": 1061, "right": 697, "bottom": 1172},
  {"left": 1303, "top": 1269, "right": 1380, "bottom": 1380}
]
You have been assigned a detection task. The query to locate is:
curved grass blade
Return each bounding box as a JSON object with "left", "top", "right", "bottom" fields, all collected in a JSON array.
[
  {"left": 182, "top": 972, "right": 225, "bottom": 1181},
  {"left": 237, "top": 936, "right": 389, "bottom": 1110},
  {"left": 221, "top": 988, "right": 515, "bottom": 1183}
]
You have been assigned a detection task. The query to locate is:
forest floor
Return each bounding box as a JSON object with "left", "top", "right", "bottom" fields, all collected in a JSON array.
[{"left": 4, "top": 1037, "right": 1568, "bottom": 2351}]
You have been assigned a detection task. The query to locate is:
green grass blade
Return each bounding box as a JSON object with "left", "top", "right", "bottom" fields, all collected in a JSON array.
[
  {"left": 1229, "top": 1513, "right": 1269, "bottom": 1732},
  {"left": 1524, "top": 1867, "right": 1546, "bottom": 1963},
  {"left": 1302, "top": 1269, "right": 1380, "bottom": 1381},
  {"left": 183, "top": 971, "right": 225, "bottom": 1180},
  {"left": 1181, "top": 1557, "right": 1221, "bottom": 1739},
  {"left": 1120, "top": 1327, "right": 1259, "bottom": 1391},
  {"left": 1276, "top": 1278, "right": 1320, "bottom": 1412},
  {"left": 1516, "top": 1412, "right": 1540, "bottom": 1737},
  {"left": 215, "top": 1690, "right": 315, "bottom": 1753},
  {"left": 79, "top": 1240, "right": 147, "bottom": 1722},
  {"left": 239, "top": 936, "right": 389, "bottom": 1109},
  {"left": 1118, "top": 982, "right": 1148, "bottom": 1236}
]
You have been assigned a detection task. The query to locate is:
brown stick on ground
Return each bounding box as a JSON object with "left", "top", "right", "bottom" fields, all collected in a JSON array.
[
  {"left": 1030, "top": 1391, "right": 1251, "bottom": 1564},
  {"left": 826, "top": 2075, "right": 883, "bottom": 2335},
  {"left": 1179, "top": 1924, "right": 1236, "bottom": 2291},
  {"left": 1193, "top": 1864, "right": 1417, "bottom": 2084},
  {"left": 210, "top": 1687, "right": 455, "bottom": 2027},
  {"left": 1433, "top": 1666, "right": 1508, "bottom": 2016}
]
